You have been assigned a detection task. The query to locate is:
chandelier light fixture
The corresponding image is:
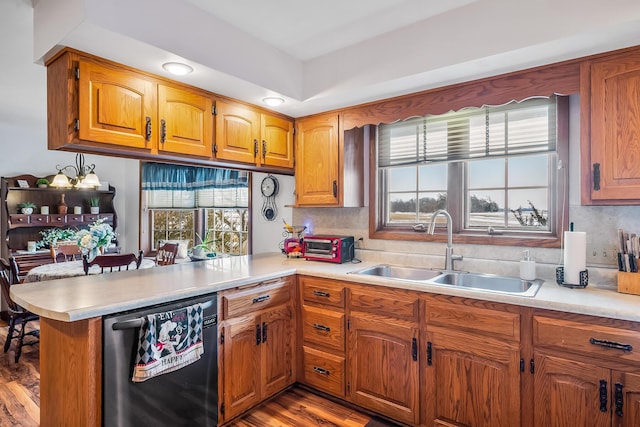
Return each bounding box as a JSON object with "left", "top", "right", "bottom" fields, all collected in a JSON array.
[{"left": 50, "top": 153, "right": 101, "bottom": 189}]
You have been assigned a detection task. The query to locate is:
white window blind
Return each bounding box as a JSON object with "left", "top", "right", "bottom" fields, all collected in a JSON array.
[{"left": 378, "top": 96, "right": 558, "bottom": 167}]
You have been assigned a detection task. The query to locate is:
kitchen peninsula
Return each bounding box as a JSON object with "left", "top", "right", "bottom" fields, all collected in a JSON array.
[{"left": 11, "top": 253, "right": 640, "bottom": 426}]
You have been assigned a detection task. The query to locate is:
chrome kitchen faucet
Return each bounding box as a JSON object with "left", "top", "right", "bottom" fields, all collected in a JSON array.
[{"left": 428, "top": 209, "right": 463, "bottom": 272}]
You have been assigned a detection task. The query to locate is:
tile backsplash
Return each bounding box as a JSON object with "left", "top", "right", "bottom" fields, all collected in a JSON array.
[{"left": 293, "top": 204, "right": 640, "bottom": 289}]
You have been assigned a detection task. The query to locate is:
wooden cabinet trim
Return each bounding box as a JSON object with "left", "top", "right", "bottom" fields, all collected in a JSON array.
[
  {"left": 302, "top": 346, "right": 345, "bottom": 397},
  {"left": 349, "top": 284, "right": 420, "bottom": 322},
  {"left": 221, "top": 278, "right": 291, "bottom": 319},
  {"left": 300, "top": 275, "right": 346, "bottom": 308},
  {"left": 301, "top": 305, "right": 345, "bottom": 353}
]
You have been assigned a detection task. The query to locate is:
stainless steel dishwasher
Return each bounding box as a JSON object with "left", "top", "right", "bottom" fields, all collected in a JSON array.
[{"left": 102, "top": 293, "right": 218, "bottom": 426}]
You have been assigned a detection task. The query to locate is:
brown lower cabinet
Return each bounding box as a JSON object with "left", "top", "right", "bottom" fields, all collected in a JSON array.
[
  {"left": 533, "top": 312, "right": 640, "bottom": 427},
  {"left": 218, "top": 277, "right": 295, "bottom": 423}
]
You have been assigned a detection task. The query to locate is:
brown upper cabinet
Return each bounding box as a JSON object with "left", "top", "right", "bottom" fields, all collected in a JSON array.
[
  {"left": 215, "top": 100, "right": 294, "bottom": 169},
  {"left": 582, "top": 47, "right": 640, "bottom": 204},
  {"left": 46, "top": 48, "right": 293, "bottom": 172},
  {"left": 294, "top": 114, "right": 365, "bottom": 207},
  {"left": 49, "top": 50, "right": 213, "bottom": 159}
]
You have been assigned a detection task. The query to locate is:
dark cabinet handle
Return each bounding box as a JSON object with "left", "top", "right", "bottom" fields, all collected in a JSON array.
[
  {"left": 593, "top": 163, "right": 601, "bottom": 191},
  {"left": 252, "top": 295, "right": 270, "bottom": 304},
  {"left": 590, "top": 337, "right": 633, "bottom": 352},
  {"left": 160, "top": 119, "right": 166, "bottom": 143},
  {"left": 262, "top": 322, "right": 267, "bottom": 343},
  {"left": 615, "top": 383, "right": 624, "bottom": 417},
  {"left": 426, "top": 341, "right": 432, "bottom": 366},
  {"left": 262, "top": 140, "right": 267, "bottom": 159},
  {"left": 145, "top": 116, "right": 152, "bottom": 141},
  {"left": 600, "top": 379, "right": 608, "bottom": 412},
  {"left": 313, "top": 323, "right": 331, "bottom": 332},
  {"left": 332, "top": 180, "right": 337, "bottom": 198},
  {"left": 253, "top": 139, "right": 259, "bottom": 157},
  {"left": 313, "top": 290, "right": 330, "bottom": 298},
  {"left": 313, "top": 366, "right": 330, "bottom": 376},
  {"left": 256, "top": 324, "right": 261, "bottom": 346},
  {"left": 412, "top": 337, "right": 417, "bottom": 362}
]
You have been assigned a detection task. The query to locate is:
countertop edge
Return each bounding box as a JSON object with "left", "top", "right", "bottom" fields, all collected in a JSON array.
[{"left": 11, "top": 254, "right": 640, "bottom": 323}]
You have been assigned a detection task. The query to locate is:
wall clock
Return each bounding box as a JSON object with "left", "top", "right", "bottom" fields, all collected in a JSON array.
[{"left": 261, "top": 174, "right": 279, "bottom": 221}]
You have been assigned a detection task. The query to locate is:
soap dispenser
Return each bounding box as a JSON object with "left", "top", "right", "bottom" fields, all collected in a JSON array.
[{"left": 520, "top": 250, "right": 536, "bottom": 280}]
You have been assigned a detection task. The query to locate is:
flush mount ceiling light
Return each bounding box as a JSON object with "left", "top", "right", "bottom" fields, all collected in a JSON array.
[
  {"left": 262, "top": 97, "right": 285, "bottom": 107},
  {"left": 162, "top": 62, "right": 194, "bottom": 76}
]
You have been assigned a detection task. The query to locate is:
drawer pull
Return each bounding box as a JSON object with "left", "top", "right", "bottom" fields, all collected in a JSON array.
[
  {"left": 313, "top": 323, "right": 331, "bottom": 332},
  {"left": 589, "top": 338, "right": 633, "bottom": 352},
  {"left": 615, "top": 383, "right": 624, "bottom": 417},
  {"left": 313, "top": 290, "right": 331, "bottom": 298},
  {"left": 253, "top": 295, "right": 271, "bottom": 304},
  {"left": 313, "top": 366, "right": 330, "bottom": 376}
]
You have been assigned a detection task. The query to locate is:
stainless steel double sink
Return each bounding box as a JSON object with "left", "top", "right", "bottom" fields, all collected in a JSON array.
[{"left": 349, "top": 264, "right": 543, "bottom": 297}]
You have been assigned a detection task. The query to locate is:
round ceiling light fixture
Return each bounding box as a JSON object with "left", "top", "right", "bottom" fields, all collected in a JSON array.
[
  {"left": 162, "top": 62, "right": 194, "bottom": 76},
  {"left": 262, "top": 97, "right": 285, "bottom": 107}
]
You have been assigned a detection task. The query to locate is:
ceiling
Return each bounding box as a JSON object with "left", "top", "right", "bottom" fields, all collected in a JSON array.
[{"left": 6, "top": 0, "right": 640, "bottom": 125}]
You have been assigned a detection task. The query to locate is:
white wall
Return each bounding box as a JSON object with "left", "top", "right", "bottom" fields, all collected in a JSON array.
[{"left": 251, "top": 172, "right": 296, "bottom": 254}]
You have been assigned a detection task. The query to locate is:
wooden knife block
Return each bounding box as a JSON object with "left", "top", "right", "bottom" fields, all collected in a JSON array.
[{"left": 617, "top": 272, "right": 640, "bottom": 295}]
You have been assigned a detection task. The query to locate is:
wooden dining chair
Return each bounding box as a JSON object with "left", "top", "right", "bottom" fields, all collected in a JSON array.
[
  {"left": 0, "top": 258, "right": 39, "bottom": 363},
  {"left": 155, "top": 242, "right": 179, "bottom": 266},
  {"left": 50, "top": 243, "right": 82, "bottom": 263},
  {"left": 83, "top": 250, "right": 144, "bottom": 274}
]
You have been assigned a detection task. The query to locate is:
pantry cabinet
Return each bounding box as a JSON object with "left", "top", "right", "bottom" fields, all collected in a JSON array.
[
  {"left": 582, "top": 47, "right": 640, "bottom": 204},
  {"left": 214, "top": 100, "right": 294, "bottom": 170},
  {"left": 218, "top": 277, "right": 294, "bottom": 422}
]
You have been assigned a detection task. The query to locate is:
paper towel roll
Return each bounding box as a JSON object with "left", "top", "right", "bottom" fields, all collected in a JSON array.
[{"left": 564, "top": 231, "right": 586, "bottom": 285}]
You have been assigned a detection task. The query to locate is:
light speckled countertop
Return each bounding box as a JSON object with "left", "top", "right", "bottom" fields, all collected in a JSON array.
[{"left": 10, "top": 252, "right": 640, "bottom": 322}]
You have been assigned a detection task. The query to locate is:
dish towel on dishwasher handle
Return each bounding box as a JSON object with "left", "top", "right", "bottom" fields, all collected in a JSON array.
[{"left": 132, "top": 303, "right": 205, "bottom": 382}]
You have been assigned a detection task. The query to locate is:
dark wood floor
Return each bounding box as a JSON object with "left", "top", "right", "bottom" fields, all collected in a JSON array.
[{"left": 0, "top": 319, "right": 397, "bottom": 427}]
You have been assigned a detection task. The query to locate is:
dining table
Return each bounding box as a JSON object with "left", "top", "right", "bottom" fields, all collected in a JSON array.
[{"left": 24, "top": 258, "right": 156, "bottom": 283}]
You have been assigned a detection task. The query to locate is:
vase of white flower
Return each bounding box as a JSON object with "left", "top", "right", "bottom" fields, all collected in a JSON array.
[{"left": 76, "top": 218, "right": 116, "bottom": 261}]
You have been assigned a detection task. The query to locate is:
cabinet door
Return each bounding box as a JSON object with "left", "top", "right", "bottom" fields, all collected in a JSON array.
[
  {"left": 221, "top": 314, "right": 262, "bottom": 421},
  {"left": 260, "top": 114, "right": 294, "bottom": 169},
  {"left": 613, "top": 371, "right": 640, "bottom": 427},
  {"left": 348, "top": 313, "right": 419, "bottom": 425},
  {"left": 589, "top": 50, "right": 640, "bottom": 201},
  {"left": 260, "top": 304, "right": 294, "bottom": 398},
  {"left": 425, "top": 328, "right": 521, "bottom": 427},
  {"left": 215, "top": 100, "right": 260, "bottom": 164},
  {"left": 157, "top": 84, "right": 213, "bottom": 157},
  {"left": 78, "top": 60, "right": 154, "bottom": 149},
  {"left": 534, "top": 353, "right": 610, "bottom": 427},
  {"left": 295, "top": 114, "right": 339, "bottom": 206}
]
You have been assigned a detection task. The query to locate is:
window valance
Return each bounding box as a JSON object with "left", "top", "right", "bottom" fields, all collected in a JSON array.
[{"left": 141, "top": 163, "right": 248, "bottom": 191}]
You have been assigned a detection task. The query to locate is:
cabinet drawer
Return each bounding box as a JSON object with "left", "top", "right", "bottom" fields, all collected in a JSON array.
[
  {"left": 302, "top": 305, "right": 345, "bottom": 352},
  {"left": 426, "top": 299, "right": 520, "bottom": 342},
  {"left": 534, "top": 316, "right": 640, "bottom": 363},
  {"left": 84, "top": 214, "right": 100, "bottom": 222},
  {"left": 222, "top": 279, "right": 291, "bottom": 319},
  {"left": 49, "top": 214, "right": 66, "bottom": 224},
  {"left": 30, "top": 214, "right": 49, "bottom": 225},
  {"left": 67, "top": 214, "right": 84, "bottom": 225},
  {"left": 302, "top": 346, "right": 345, "bottom": 397},
  {"left": 300, "top": 276, "right": 345, "bottom": 308},
  {"left": 350, "top": 285, "right": 419, "bottom": 321},
  {"left": 9, "top": 214, "right": 30, "bottom": 226}
]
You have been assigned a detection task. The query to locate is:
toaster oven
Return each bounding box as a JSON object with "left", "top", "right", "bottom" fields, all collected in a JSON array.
[{"left": 303, "top": 235, "right": 354, "bottom": 263}]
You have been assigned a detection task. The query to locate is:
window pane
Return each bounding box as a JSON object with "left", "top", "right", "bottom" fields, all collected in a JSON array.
[
  {"left": 508, "top": 189, "right": 549, "bottom": 228},
  {"left": 204, "top": 208, "right": 249, "bottom": 255},
  {"left": 467, "top": 190, "right": 504, "bottom": 227},
  {"left": 151, "top": 210, "right": 194, "bottom": 248},
  {"left": 389, "top": 194, "right": 418, "bottom": 222},
  {"left": 419, "top": 192, "right": 447, "bottom": 217},
  {"left": 389, "top": 167, "right": 416, "bottom": 192},
  {"left": 418, "top": 164, "right": 447, "bottom": 191},
  {"left": 468, "top": 158, "right": 505, "bottom": 189},
  {"left": 508, "top": 155, "right": 548, "bottom": 187}
]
